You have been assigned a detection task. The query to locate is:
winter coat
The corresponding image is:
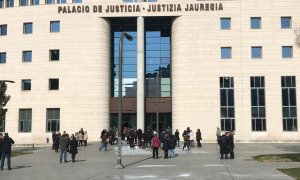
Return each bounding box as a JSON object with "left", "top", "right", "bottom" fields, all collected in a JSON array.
[
  {"left": 169, "top": 138, "right": 176, "bottom": 149},
  {"left": 69, "top": 139, "right": 78, "bottom": 154},
  {"left": 1, "top": 135, "right": 14, "bottom": 153},
  {"left": 196, "top": 131, "right": 202, "bottom": 141},
  {"left": 151, "top": 137, "right": 161, "bottom": 148},
  {"left": 162, "top": 137, "right": 170, "bottom": 151},
  {"left": 59, "top": 136, "right": 68, "bottom": 151},
  {"left": 218, "top": 135, "right": 229, "bottom": 154},
  {"left": 175, "top": 131, "right": 180, "bottom": 140}
]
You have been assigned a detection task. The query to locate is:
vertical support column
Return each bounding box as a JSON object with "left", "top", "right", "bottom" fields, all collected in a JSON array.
[{"left": 137, "top": 16, "right": 145, "bottom": 131}]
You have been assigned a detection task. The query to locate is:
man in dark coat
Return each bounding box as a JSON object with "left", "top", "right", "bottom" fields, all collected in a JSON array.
[
  {"left": 218, "top": 133, "right": 229, "bottom": 159},
  {"left": 162, "top": 134, "right": 170, "bottom": 159},
  {"left": 228, "top": 131, "right": 235, "bottom": 159},
  {"left": 69, "top": 135, "right": 78, "bottom": 162},
  {"left": 0, "top": 133, "right": 3, "bottom": 161},
  {"left": 1, "top": 133, "right": 14, "bottom": 170}
]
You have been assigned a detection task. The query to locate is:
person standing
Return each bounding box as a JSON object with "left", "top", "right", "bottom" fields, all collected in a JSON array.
[
  {"left": 84, "top": 131, "right": 88, "bottom": 146},
  {"left": 218, "top": 133, "right": 229, "bottom": 159},
  {"left": 196, "top": 129, "right": 202, "bottom": 147},
  {"left": 169, "top": 135, "right": 176, "bottom": 158},
  {"left": 54, "top": 133, "right": 60, "bottom": 152},
  {"left": 182, "top": 131, "right": 191, "bottom": 151},
  {"left": 162, "top": 133, "right": 170, "bottom": 159},
  {"left": 59, "top": 134, "right": 69, "bottom": 163},
  {"left": 0, "top": 133, "right": 3, "bottom": 161},
  {"left": 228, "top": 131, "right": 235, "bottom": 159},
  {"left": 1, "top": 133, "right": 14, "bottom": 170},
  {"left": 69, "top": 135, "right": 78, "bottom": 162},
  {"left": 151, "top": 133, "right": 161, "bottom": 159},
  {"left": 78, "top": 132, "right": 83, "bottom": 147},
  {"left": 99, "top": 132, "right": 108, "bottom": 151},
  {"left": 174, "top": 129, "right": 180, "bottom": 147},
  {"left": 216, "top": 127, "right": 221, "bottom": 141},
  {"left": 189, "top": 130, "right": 195, "bottom": 148}
]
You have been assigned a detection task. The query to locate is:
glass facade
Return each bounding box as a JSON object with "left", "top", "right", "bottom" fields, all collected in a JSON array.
[
  {"left": 220, "top": 77, "right": 235, "bottom": 131},
  {"left": 251, "top": 77, "right": 266, "bottom": 131},
  {"left": 281, "top": 76, "right": 297, "bottom": 131}
]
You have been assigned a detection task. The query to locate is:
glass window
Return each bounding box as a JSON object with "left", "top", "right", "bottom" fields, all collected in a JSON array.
[
  {"left": 72, "top": 0, "right": 81, "bottom": 3},
  {"left": 6, "top": 0, "right": 14, "bottom": 7},
  {"left": 0, "top": 24, "right": 7, "bottom": 36},
  {"left": 0, "top": 0, "right": 4, "bottom": 8},
  {"left": 57, "top": 0, "right": 66, "bottom": 3},
  {"left": 281, "top": 17, "right": 291, "bottom": 29},
  {"left": 282, "top": 76, "right": 297, "bottom": 131},
  {"left": 251, "top": 77, "right": 266, "bottom": 131},
  {"left": 31, "top": 0, "right": 39, "bottom": 5},
  {"left": 23, "top": 23, "right": 33, "bottom": 34},
  {"left": 22, "top": 79, "right": 31, "bottom": 91},
  {"left": 50, "top": 49, "right": 59, "bottom": 61},
  {"left": 251, "top": 46, "right": 262, "bottom": 59},
  {"left": 220, "top": 18, "right": 231, "bottom": 30},
  {"left": 221, "top": 47, "right": 232, "bottom": 59},
  {"left": 19, "top": 109, "right": 32, "bottom": 132},
  {"left": 46, "top": 108, "right": 60, "bottom": 132},
  {"left": 20, "top": 0, "right": 29, "bottom": 6},
  {"left": 282, "top": 46, "right": 293, "bottom": 58},
  {"left": 22, "top": 51, "right": 32, "bottom": 62},
  {"left": 0, "top": 52, "right": 6, "bottom": 64},
  {"left": 46, "top": 0, "right": 54, "bottom": 4},
  {"left": 50, "top": 21, "right": 60, "bottom": 32},
  {"left": 251, "top": 17, "right": 261, "bottom": 29},
  {"left": 49, "top": 79, "right": 59, "bottom": 90},
  {"left": 220, "top": 77, "right": 235, "bottom": 131}
]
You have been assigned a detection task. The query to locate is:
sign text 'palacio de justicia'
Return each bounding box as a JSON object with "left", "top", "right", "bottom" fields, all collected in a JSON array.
[{"left": 58, "top": 2, "right": 224, "bottom": 14}]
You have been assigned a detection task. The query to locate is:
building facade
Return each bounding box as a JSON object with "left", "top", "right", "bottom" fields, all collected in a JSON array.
[{"left": 0, "top": 0, "right": 300, "bottom": 144}]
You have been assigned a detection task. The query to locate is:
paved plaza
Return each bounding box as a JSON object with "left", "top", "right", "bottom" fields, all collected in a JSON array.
[{"left": 0, "top": 143, "right": 299, "bottom": 180}]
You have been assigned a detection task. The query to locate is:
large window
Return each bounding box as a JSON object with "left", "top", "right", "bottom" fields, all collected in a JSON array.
[
  {"left": 220, "top": 77, "right": 235, "bottom": 131},
  {"left": 251, "top": 77, "right": 266, "bottom": 131},
  {"left": 221, "top": 47, "right": 232, "bottom": 59},
  {"left": 0, "top": 24, "right": 7, "bottom": 36},
  {"left": 46, "top": 108, "right": 60, "bottom": 132},
  {"left": 22, "top": 79, "right": 31, "bottom": 91},
  {"left": 49, "top": 79, "right": 59, "bottom": 90},
  {"left": 282, "top": 76, "right": 297, "bottom": 131},
  {"left": 20, "top": 0, "right": 29, "bottom": 6},
  {"left": 220, "top": 18, "right": 231, "bottom": 30},
  {"left": 19, "top": 109, "right": 32, "bottom": 132},
  {"left": 282, "top": 46, "right": 293, "bottom": 58},
  {"left": 251, "top": 17, "right": 261, "bottom": 29},
  {"left": 6, "top": 0, "right": 14, "bottom": 7},
  {"left": 0, "top": 0, "right": 3, "bottom": 8},
  {"left": 31, "top": 0, "right": 39, "bottom": 5},
  {"left": 50, "top": 21, "right": 60, "bottom": 32},
  {"left": 251, "top": 46, "right": 262, "bottom": 59},
  {"left": 22, "top": 51, "right": 32, "bottom": 62},
  {"left": 23, "top": 22, "right": 33, "bottom": 34},
  {"left": 50, "top": 49, "right": 59, "bottom": 61},
  {"left": 281, "top": 16, "right": 291, "bottom": 29},
  {"left": 0, "top": 52, "right": 6, "bottom": 64}
]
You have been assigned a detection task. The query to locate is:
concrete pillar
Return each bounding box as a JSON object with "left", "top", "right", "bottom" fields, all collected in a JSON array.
[{"left": 137, "top": 16, "right": 145, "bottom": 131}]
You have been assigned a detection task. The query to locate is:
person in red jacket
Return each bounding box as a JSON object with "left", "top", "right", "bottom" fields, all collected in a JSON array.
[{"left": 151, "top": 133, "right": 161, "bottom": 159}]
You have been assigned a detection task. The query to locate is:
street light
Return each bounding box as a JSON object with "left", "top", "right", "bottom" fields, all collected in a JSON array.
[{"left": 115, "top": 32, "right": 133, "bottom": 169}]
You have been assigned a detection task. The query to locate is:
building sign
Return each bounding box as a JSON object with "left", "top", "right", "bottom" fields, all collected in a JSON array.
[{"left": 58, "top": 2, "right": 223, "bottom": 15}]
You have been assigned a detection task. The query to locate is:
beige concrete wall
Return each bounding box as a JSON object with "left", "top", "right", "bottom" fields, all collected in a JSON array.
[
  {"left": 172, "top": 0, "right": 300, "bottom": 142},
  {"left": 0, "top": 6, "right": 111, "bottom": 144},
  {"left": 1, "top": 0, "right": 300, "bottom": 143}
]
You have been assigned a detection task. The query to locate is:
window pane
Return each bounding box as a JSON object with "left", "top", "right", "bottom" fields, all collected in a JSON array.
[
  {"left": 220, "top": 18, "right": 231, "bottom": 29},
  {"left": 0, "top": 25, "right": 7, "bottom": 35},
  {"left": 228, "top": 89, "right": 234, "bottom": 106},
  {"left": 259, "top": 107, "right": 265, "bottom": 118},
  {"left": 220, "top": 89, "right": 227, "bottom": 106},
  {"left": 281, "top": 17, "right": 291, "bottom": 28},
  {"left": 22, "top": 80, "right": 31, "bottom": 90},
  {"left": 49, "top": 79, "right": 59, "bottom": 90},
  {"left": 221, "top": 47, "right": 231, "bottom": 59},
  {"left": 283, "top": 107, "right": 289, "bottom": 117},
  {"left": 290, "top": 107, "right": 297, "bottom": 117},
  {"left": 251, "top": 89, "right": 258, "bottom": 106},
  {"left": 221, "top": 107, "right": 227, "bottom": 118},
  {"left": 258, "top": 89, "right": 265, "bottom": 106},
  {"left": 0, "top": 52, "right": 6, "bottom": 63},
  {"left": 24, "top": 23, "right": 33, "bottom": 34},
  {"left": 289, "top": 89, "right": 296, "bottom": 106},
  {"left": 50, "top": 21, "right": 60, "bottom": 32},
  {"left": 50, "top": 50, "right": 59, "bottom": 61},
  {"left": 282, "top": 46, "right": 293, "bottom": 58},
  {"left": 282, "top": 89, "right": 289, "bottom": 106},
  {"left": 252, "top": 107, "right": 258, "bottom": 117},
  {"left": 228, "top": 108, "right": 235, "bottom": 118},
  {"left": 251, "top": 17, "right": 261, "bottom": 29},
  {"left": 23, "top": 51, "right": 32, "bottom": 62},
  {"left": 251, "top": 47, "right": 262, "bottom": 58}
]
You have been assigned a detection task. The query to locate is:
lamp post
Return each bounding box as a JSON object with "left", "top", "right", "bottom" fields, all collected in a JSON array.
[{"left": 115, "top": 32, "right": 133, "bottom": 169}]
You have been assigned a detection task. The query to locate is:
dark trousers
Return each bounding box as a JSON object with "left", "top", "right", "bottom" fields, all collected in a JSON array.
[
  {"left": 196, "top": 139, "right": 202, "bottom": 147},
  {"left": 182, "top": 142, "right": 190, "bottom": 150},
  {"left": 164, "top": 150, "right": 169, "bottom": 158},
  {"left": 71, "top": 153, "right": 76, "bottom": 162},
  {"left": 1, "top": 152, "right": 11, "bottom": 169},
  {"left": 79, "top": 140, "right": 83, "bottom": 147},
  {"left": 84, "top": 140, "right": 87, "bottom": 146},
  {"left": 54, "top": 144, "right": 59, "bottom": 152},
  {"left": 152, "top": 147, "right": 158, "bottom": 158},
  {"left": 228, "top": 147, "right": 234, "bottom": 159},
  {"left": 176, "top": 139, "right": 180, "bottom": 147}
]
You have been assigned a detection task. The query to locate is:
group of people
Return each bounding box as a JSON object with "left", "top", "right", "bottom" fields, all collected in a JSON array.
[
  {"left": 51, "top": 128, "right": 88, "bottom": 163},
  {"left": 0, "top": 133, "right": 14, "bottom": 171},
  {"left": 216, "top": 127, "right": 235, "bottom": 159}
]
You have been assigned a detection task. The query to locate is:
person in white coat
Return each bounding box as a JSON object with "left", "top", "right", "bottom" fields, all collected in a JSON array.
[{"left": 189, "top": 130, "right": 195, "bottom": 148}]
